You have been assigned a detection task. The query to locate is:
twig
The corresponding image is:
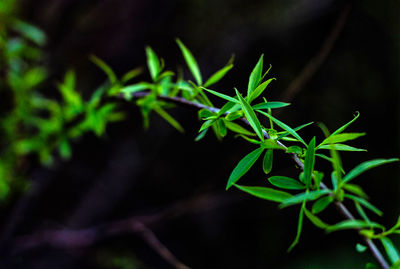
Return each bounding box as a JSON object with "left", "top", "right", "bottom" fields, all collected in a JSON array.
[
  {"left": 279, "top": 4, "right": 351, "bottom": 103},
  {"left": 120, "top": 90, "right": 390, "bottom": 268}
]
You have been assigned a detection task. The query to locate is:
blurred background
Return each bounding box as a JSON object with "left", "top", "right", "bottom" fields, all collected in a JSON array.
[{"left": 1, "top": 0, "right": 399, "bottom": 268}]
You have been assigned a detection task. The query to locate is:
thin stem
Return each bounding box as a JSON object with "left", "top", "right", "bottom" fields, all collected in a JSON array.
[{"left": 121, "top": 91, "right": 390, "bottom": 269}]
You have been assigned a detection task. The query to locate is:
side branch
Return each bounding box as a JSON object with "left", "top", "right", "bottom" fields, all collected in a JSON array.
[{"left": 121, "top": 90, "right": 389, "bottom": 269}]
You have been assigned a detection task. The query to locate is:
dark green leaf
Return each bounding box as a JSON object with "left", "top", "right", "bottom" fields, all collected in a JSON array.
[
  {"left": 304, "top": 137, "right": 316, "bottom": 187},
  {"left": 268, "top": 176, "right": 305, "bottom": 190},
  {"left": 252, "top": 101, "right": 290, "bottom": 110},
  {"left": 226, "top": 147, "right": 264, "bottom": 189},
  {"left": 176, "top": 39, "right": 202, "bottom": 85},
  {"left": 257, "top": 110, "right": 306, "bottom": 146},
  {"left": 345, "top": 194, "right": 383, "bottom": 216},
  {"left": 312, "top": 196, "right": 333, "bottom": 214},
  {"left": 217, "top": 119, "right": 227, "bottom": 137},
  {"left": 247, "top": 54, "right": 264, "bottom": 97},
  {"left": 204, "top": 64, "right": 233, "bottom": 87},
  {"left": 90, "top": 55, "right": 117, "bottom": 84},
  {"left": 343, "top": 158, "right": 399, "bottom": 184},
  {"left": 234, "top": 184, "right": 292, "bottom": 202},
  {"left": 262, "top": 149, "right": 273, "bottom": 174},
  {"left": 236, "top": 89, "right": 265, "bottom": 141}
]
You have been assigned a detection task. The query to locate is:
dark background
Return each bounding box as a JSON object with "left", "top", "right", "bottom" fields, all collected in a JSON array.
[{"left": 4, "top": 0, "right": 400, "bottom": 268}]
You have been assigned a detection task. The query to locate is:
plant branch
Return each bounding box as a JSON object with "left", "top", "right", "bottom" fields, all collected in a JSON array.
[{"left": 120, "top": 91, "right": 389, "bottom": 269}]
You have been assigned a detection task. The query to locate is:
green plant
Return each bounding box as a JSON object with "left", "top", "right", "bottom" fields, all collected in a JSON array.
[{"left": 1, "top": 8, "right": 399, "bottom": 268}]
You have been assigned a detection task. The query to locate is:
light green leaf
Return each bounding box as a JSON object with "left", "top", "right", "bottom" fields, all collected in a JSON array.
[
  {"left": 318, "top": 144, "right": 366, "bottom": 152},
  {"left": 326, "top": 220, "right": 384, "bottom": 233},
  {"left": 280, "top": 190, "right": 331, "bottom": 208},
  {"left": 217, "top": 119, "right": 227, "bottom": 137},
  {"left": 226, "top": 147, "right": 264, "bottom": 189},
  {"left": 176, "top": 38, "right": 202, "bottom": 85},
  {"left": 312, "top": 196, "right": 333, "bottom": 214},
  {"left": 288, "top": 201, "right": 305, "bottom": 252},
  {"left": 344, "top": 194, "right": 383, "bottom": 216},
  {"left": 263, "top": 149, "right": 273, "bottom": 174},
  {"left": 268, "top": 176, "right": 305, "bottom": 190},
  {"left": 343, "top": 158, "right": 399, "bottom": 184},
  {"left": 225, "top": 121, "right": 255, "bottom": 136},
  {"left": 247, "top": 54, "right": 264, "bottom": 97},
  {"left": 356, "top": 243, "right": 367, "bottom": 253},
  {"left": 199, "top": 119, "right": 216, "bottom": 132},
  {"left": 381, "top": 238, "right": 400, "bottom": 264},
  {"left": 257, "top": 110, "right": 306, "bottom": 146},
  {"left": 120, "top": 82, "right": 153, "bottom": 95},
  {"left": 260, "top": 139, "right": 286, "bottom": 150},
  {"left": 121, "top": 67, "right": 143, "bottom": 84},
  {"left": 304, "top": 137, "right": 316, "bottom": 187},
  {"left": 202, "top": 88, "right": 239, "bottom": 103},
  {"left": 195, "top": 128, "right": 208, "bottom": 141},
  {"left": 235, "top": 134, "right": 262, "bottom": 144},
  {"left": 342, "top": 183, "right": 368, "bottom": 199},
  {"left": 234, "top": 184, "right": 292, "bottom": 202},
  {"left": 248, "top": 78, "right": 275, "bottom": 104},
  {"left": 90, "top": 55, "right": 117, "bottom": 84},
  {"left": 319, "top": 133, "right": 365, "bottom": 146},
  {"left": 331, "top": 111, "right": 360, "bottom": 136},
  {"left": 204, "top": 64, "right": 233, "bottom": 87},
  {"left": 145, "top": 46, "right": 161, "bottom": 81},
  {"left": 252, "top": 101, "right": 290, "bottom": 110},
  {"left": 236, "top": 89, "right": 264, "bottom": 141}
]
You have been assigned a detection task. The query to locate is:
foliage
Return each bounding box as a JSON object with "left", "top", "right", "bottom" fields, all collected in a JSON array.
[{"left": 0, "top": 6, "right": 399, "bottom": 268}]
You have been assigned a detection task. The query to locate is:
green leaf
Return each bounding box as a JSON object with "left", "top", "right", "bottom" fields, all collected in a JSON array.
[
  {"left": 195, "top": 128, "right": 208, "bottom": 141},
  {"left": 204, "top": 64, "right": 233, "bottom": 87},
  {"left": 154, "top": 106, "right": 184, "bottom": 133},
  {"left": 344, "top": 194, "right": 383, "bottom": 216},
  {"left": 263, "top": 149, "right": 273, "bottom": 174},
  {"left": 176, "top": 38, "right": 202, "bottom": 85},
  {"left": 236, "top": 89, "right": 265, "bottom": 141},
  {"left": 217, "top": 119, "right": 227, "bottom": 137},
  {"left": 247, "top": 54, "right": 264, "bottom": 97},
  {"left": 236, "top": 134, "right": 262, "bottom": 144},
  {"left": 121, "top": 67, "right": 143, "bottom": 84},
  {"left": 248, "top": 78, "right": 275, "bottom": 104},
  {"left": 331, "top": 111, "right": 360, "bottom": 136},
  {"left": 304, "top": 207, "right": 329, "bottom": 229},
  {"left": 304, "top": 137, "right": 316, "bottom": 187},
  {"left": 280, "top": 190, "right": 331, "bottom": 208},
  {"left": 288, "top": 202, "right": 305, "bottom": 252},
  {"left": 286, "top": 146, "right": 303, "bottom": 155},
  {"left": 145, "top": 46, "right": 161, "bottom": 81},
  {"left": 342, "top": 183, "right": 368, "bottom": 199},
  {"left": 120, "top": 82, "right": 153, "bottom": 95},
  {"left": 198, "top": 109, "right": 214, "bottom": 119},
  {"left": 356, "top": 243, "right": 367, "bottom": 253},
  {"left": 252, "top": 101, "right": 290, "bottom": 110},
  {"left": 319, "top": 133, "right": 366, "bottom": 146},
  {"left": 257, "top": 110, "right": 306, "bottom": 146},
  {"left": 343, "top": 158, "right": 399, "bottom": 184},
  {"left": 381, "top": 238, "right": 400, "bottom": 264},
  {"left": 234, "top": 184, "right": 292, "bottom": 202},
  {"left": 199, "top": 119, "right": 216, "bottom": 132},
  {"left": 326, "top": 220, "right": 384, "bottom": 233},
  {"left": 12, "top": 20, "right": 47, "bottom": 46},
  {"left": 90, "top": 55, "right": 117, "bottom": 84},
  {"left": 312, "top": 196, "right": 333, "bottom": 214},
  {"left": 225, "top": 110, "right": 243, "bottom": 121},
  {"left": 202, "top": 88, "right": 239, "bottom": 103},
  {"left": 318, "top": 144, "right": 367, "bottom": 152},
  {"left": 260, "top": 139, "right": 286, "bottom": 150},
  {"left": 225, "top": 121, "right": 255, "bottom": 136},
  {"left": 226, "top": 147, "right": 264, "bottom": 189},
  {"left": 268, "top": 176, "right": 305, "bottom": 190}
]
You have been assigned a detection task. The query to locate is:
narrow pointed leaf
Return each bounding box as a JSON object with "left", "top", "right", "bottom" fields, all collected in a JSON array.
[
  {"left": 342, "top": 183, "right": 368, "bottom": 199},
  {"left": 263, "top": 149, "right": 273, "bottom": 174},
  {"left": 318, "top": 144, "right": 366, "bottom": 152},
  {"left": 234, "top": 184, "right": 292, "bottom": 202},
  {"left": 304, "top": 137, "right": 316, "bottom": 187},
  {"left": 319, "top": 133, "right": 366, "bottom": 146},
  {"left": 380, "top": 238, "right": 400, "bottom": 264},
  {"left": 288, "top": 202, "right": 305, "bottom": 252},
  {"left": 154, "top": 106, "right": 184, "bottom": 133},
  {"left": 202, "top": 88, "right": 239, "bottom": 103},
  {"left": 145, "top": 46, "right": 161, "bottom": 80},
  {"left": 343, "top": 158, "right": 399, "bottom": 184},
  {"left": 344, "top": 194, "right": 383, "bottom": 216},
  {"left": 225, "top": 121, "right": 255, "bottom": 136},
  {"left": 268, "top": 176, "right": 305, "bottom": 190},
  {"left": 204, "top": 64, "right": 233, "bottom": 87},
  {"left": 312, "top": 196, "right": 333, "bottom": 214},
  {"left": 331, "top": 111, "right": 360, "bottom": 136},
  {"left": 326, "top": 220, "right": 384, "bottom": 233},
  {"left": 257, "top": 110, "right": 306, "bottom": 146},
  {"left": 226, "top": 147, "right": 264, "bottom": 189},
  {"left": 280, "top": 190, "right": 331, "bottom": 208},
  {"left": 236, "top": 89, "right": 264, "bottom": 141},
  {"left": 304, "top": 207, "right": 329, "bottom": 229},
  {"left": 248, "top": 78, "right": 275, "bottom": 104},
  {"left": 90, "top": 55, "right": 117, "bottom": 84},
  {"left": 176, "top": 39, "right": 202, "bottom": 85},
  {"left": 195, "top": 129, "right": 208, "bottom": 141},
  {"left": 247, "top": 54, "right": 264, "bottom": 97},
  {"left": 277, "top": 122, "right": 314, "bottom": 140},
  {"left": 252, "top": 101, "right": 291, "bottom": 110}
]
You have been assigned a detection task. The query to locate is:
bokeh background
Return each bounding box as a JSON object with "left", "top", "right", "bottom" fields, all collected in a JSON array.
[{"left": 3, "top": 0, "right": 400, "bottom": 268}]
